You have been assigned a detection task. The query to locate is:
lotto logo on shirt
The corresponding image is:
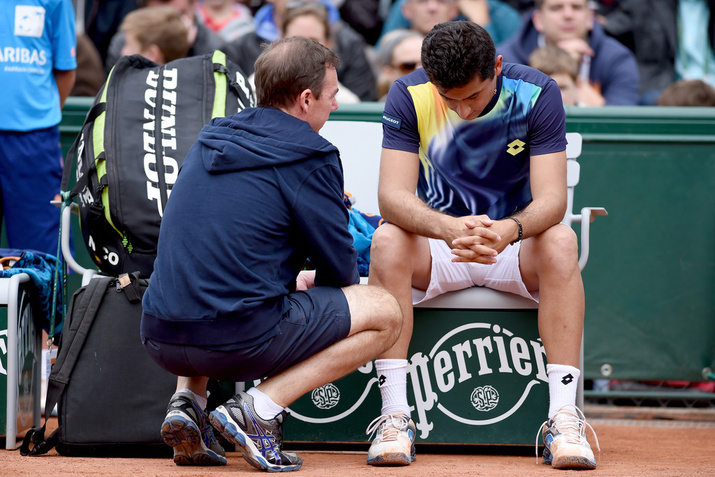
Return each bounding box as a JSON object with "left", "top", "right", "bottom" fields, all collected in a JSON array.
[{"left": 15, "top": 6, "right": 45, "bottom": 38}]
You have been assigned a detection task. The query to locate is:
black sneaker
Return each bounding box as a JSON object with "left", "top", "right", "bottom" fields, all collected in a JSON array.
[
  {"left": 161, "top": 391, "right": 227, "bottom": 466},
  {"left": 209, "top": 391, "right": 302, "bottom": 472}
]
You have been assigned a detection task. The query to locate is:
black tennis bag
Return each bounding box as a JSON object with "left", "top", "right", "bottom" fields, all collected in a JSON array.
[
  {"left": 20, "top": 273, "right": 236, "bottom": 457},
  {"left": 20, "top": 273, "right": 174, "bottom": 456},
  {"left": 61, "top": 51, "right": 254, "bottom": 277}
]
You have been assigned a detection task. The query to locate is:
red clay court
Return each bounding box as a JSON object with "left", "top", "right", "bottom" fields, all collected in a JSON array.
[{"left": 4, "top": 406, "right": 715, "bottom": 476}]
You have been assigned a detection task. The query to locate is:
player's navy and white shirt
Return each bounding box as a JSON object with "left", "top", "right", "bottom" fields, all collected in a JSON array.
[{"left": 381, "top": 63, "right": 567, "bottom": 220}]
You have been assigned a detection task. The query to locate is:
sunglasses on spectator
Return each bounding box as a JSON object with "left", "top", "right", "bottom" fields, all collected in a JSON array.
[{"left": 394, "top": 62, "right": 419, "bottom": 74}]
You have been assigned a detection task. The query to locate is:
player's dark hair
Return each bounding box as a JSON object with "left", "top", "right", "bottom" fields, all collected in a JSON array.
[{"left": 421, "top": 21, "right": 496, "bottom": 91}]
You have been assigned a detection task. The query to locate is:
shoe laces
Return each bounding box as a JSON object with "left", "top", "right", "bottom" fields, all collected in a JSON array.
[
  {"left": 534, "top": 404, "right": 601, "bottom": 464},
  {"left": 366, "top": 413, "right": 409, "bottom": 442}
]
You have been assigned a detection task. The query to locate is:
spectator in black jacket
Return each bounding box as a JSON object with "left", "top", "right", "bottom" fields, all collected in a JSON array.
[{"left": 82, "top": 0, "right": 140, "bottom": 66}]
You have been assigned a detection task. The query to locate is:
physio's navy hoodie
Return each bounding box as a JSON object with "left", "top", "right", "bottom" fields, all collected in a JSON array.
[
  {"left": 496, "top": 11, "right": 640, "bottom": 106},
  {"left": 141, "top": 107, "right": 359, "bottom": 349}
]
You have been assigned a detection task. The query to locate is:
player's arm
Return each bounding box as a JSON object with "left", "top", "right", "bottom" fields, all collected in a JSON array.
[
  {"left": 497, "top": 74, "right": 569, "bottom": 245},
  {"left": 451, "top": 151, "right": 566, "bottom": 261},
  {"left": 378, "top": 147, "right": 499, "bottom": 263},
  {"left": 504, "top": 150, "right": 568, "bottom": 243}
]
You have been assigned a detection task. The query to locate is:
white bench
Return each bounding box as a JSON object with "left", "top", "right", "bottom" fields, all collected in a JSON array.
[{"left": 1, "top": 274, "right": 42, "bottom": 450}]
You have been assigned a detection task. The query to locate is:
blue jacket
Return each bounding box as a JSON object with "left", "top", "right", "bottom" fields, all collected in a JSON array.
[
  {"left": 496, "top": 11, "right": 640, "bottom": 105},
  {"left": 141, "top": 107, "right": 359, "bottom": 349}
]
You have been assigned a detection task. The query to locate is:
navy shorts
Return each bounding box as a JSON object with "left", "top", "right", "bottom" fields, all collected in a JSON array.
[
  {"left": 143, "top": 286, "right": 352, "bottom": 382},
  {"left": 0, "top": 127, "right": 64, "bottom": 255}
]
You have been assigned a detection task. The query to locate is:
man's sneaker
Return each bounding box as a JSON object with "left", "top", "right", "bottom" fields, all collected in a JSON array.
[
  {"left": 161, "top": 391, "right": 226, "bottom": 466},
  {"left": 536, "top": 404, "right": 600, "bottom": 470},
  {"left": 365, "top": 413, "right": 416, "bottom": 466},
  {"left": 209, "top": 391, "right": 302, "bottom": 472}
]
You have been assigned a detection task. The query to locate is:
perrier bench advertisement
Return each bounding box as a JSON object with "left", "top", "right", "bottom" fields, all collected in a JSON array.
[{"left": 255, "top": 308, "right": 548, "bottom": 446}]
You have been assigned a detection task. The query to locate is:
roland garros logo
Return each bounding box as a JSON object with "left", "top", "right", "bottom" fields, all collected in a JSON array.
[{"left": 286, "top": 322, "right": 548, "bottom": 439}]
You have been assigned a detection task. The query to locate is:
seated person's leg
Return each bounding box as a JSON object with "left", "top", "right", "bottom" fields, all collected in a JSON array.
[
  {"left": 519, "top": 224, "right": 598, "bottom": 470},
  {"left": 365, "top": 224, "right": 433, "bottom": 466}
]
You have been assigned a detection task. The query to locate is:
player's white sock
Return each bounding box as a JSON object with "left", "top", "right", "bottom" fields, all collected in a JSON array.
[
  {"left": 247, "top": 386, "right": 285, "bottom": 420},
  {"left": 375, "top": 359, "right": 410, "bottom": 417},
  {"left": 547, "top": 364, "right": 580, "bottom": 418},
  {"left": 178, "top": 387, "right": 207, "bottom": 410}
]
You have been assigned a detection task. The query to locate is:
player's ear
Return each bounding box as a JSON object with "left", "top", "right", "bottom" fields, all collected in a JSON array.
[{"left": 494, "top": 55, "right": 503, "bottom": 77}]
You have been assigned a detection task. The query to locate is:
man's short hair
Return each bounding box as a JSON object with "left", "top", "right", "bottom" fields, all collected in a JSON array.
[
  {"left": 529, "top": 45, "right": 579, "bottom": 81},
  {"left": 657, "top": 79, "right": 715, "bottom": 107},
  {"left": 254, "top": 36, "right": 341, "bottom": 109},
  {"left": 421, "top": 21, "right": 496, "bottom": 91},
  {"left": 120, "top": 6, "right": 189, "bottom": 63}
]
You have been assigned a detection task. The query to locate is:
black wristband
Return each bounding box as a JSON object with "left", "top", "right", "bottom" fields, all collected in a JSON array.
[{"left": 507, "top": 216, "right": 523, "bottom": 245}]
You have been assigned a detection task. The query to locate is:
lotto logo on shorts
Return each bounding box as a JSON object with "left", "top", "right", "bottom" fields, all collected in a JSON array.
[{"left": 15, "top": 6, "right": 45, "bottom": 38}]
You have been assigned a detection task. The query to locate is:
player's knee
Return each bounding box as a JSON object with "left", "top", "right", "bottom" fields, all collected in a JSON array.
[
  {"left": 370, "top": 224, "right": 414, "bottom": 274},
  {"left": 541, "top": 225, "right": 579, "bottom": 272}
]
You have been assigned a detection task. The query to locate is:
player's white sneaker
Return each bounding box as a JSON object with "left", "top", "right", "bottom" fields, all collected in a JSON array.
[
  {"left": 536, "top": 404, "right": 600, "bottom": 470},
  {"left": 366, "top": 413, "right": 416, "bottom": 466}
]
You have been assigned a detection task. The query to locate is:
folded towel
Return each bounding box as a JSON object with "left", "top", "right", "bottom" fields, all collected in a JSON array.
[{"left": 0, "top": 248, "right": 63, "bottom": 336}]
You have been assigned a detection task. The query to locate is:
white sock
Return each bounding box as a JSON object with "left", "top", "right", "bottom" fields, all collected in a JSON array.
[
  {"left": 247, "top": 386, "right": 284, "bottom": 421},
  {"left": 375, "top": 359, "right": 410, "bottom": 417},
  {"left": 178, "top": 388, "right": 207, "bottom": 410},
  {"left": 547, "top": 364, "right": 580, "bottom": 418}
]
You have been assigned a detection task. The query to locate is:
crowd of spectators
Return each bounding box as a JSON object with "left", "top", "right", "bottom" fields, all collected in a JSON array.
[{"left": 67, "top": 0, "right": 715, "bottom": 109}]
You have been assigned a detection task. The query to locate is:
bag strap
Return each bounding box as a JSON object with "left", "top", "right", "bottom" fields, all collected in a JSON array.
[
  {"left": 211, "top": 49, "right": 253, "bottom": 113},
  {"left": 116, "top": 272, "right": 144, "bottom": 303},
  {"left": 60, "top": 102, "right": 107, "bottom": 198},
  {"left": 20, "top": 276, "right": 114, "bottom": 456}
]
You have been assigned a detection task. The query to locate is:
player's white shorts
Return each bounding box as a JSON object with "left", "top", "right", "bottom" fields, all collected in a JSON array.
[{"left": 412, "top": 238, "right": 539, "bottom": 305}]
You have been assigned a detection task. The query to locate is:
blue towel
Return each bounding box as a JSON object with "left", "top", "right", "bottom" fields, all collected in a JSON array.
[
  {"left": 0, "top": 248, "right": 63, "bottom": 336},
  {"left": 343, "top": 192, "right": 386, "bottom": 276}
]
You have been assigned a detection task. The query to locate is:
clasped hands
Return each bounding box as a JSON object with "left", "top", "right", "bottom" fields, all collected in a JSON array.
[{"left": 449, "top": 215, "right": 514, "bottom": 264}]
